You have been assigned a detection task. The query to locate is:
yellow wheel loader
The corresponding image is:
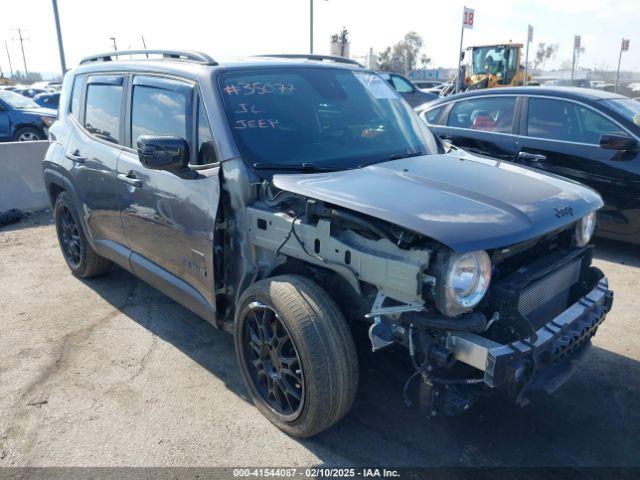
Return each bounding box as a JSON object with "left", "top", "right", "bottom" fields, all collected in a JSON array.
[{"left": 441, "top": 43, "right": 533, "bottom": 96}]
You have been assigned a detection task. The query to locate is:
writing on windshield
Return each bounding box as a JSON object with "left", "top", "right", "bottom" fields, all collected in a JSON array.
[{"left": 219, "top": 68, "right": 437, "bottom": 170}]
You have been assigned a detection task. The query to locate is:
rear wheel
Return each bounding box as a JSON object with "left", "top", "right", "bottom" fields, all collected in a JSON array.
[
  {"left": 54, "top": 192, "right": 112, "bottom": 278},
  {"left": 235, "top": 275, "right": 358, "bottom": 437}
]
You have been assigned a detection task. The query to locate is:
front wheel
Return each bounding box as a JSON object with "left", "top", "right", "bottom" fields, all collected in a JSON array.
[
  {"left": 13, "top": 126, "right": 45, "bottom": 141},
  {"left": 234, "top": 275, "right": 358, "bottom": 438}
]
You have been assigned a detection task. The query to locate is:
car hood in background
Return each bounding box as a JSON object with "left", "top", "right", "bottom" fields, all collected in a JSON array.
[
  {"left": 16, "top": 107, "right": 57, "bottom": 117},
  {"left": 272, "top": 152, "right": 603, "bottom": 252}
]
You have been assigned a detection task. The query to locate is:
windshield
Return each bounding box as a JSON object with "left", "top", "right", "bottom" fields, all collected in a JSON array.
[
  {"left": 470, "top": 46, "right": 517, "bottom": 82},
  {"left": 0, "top": 90, "right": 39, "bottom": 109},
  {"left": 219, "top": 68, "right": 438, "bottom": 170},
  {"left": 600, "top": 98, "right": 640, "bottom": 127}
]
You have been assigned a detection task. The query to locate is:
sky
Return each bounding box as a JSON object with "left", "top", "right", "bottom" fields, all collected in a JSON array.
[{"left": 0, "top": 0, "right": 638, "bottom": 79}]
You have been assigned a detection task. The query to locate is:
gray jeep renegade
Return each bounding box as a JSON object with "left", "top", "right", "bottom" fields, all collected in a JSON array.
[{"left": 43, "top": 50, "right": 613, "bottom": 438}]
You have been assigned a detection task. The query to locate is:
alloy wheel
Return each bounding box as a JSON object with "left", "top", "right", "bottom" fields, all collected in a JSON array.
[
  {"left": 241, "top": 301, "right": 305, "bottom": 420},
  {"left": 58, "top": 206, "right": 82, "bottom": 267},
  {"left": 18, "top": 131, "right": 40, "bottom": 141}
]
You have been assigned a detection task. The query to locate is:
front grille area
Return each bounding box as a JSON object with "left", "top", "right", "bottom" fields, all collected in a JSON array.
[
  {"left": 518, "top": 259, "right": 582, "bottom": 318},
  {"left": 487, "top": 247, "right": 593, "bottom": 340}
]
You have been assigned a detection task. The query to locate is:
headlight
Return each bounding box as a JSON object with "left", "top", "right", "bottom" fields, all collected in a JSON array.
[
  {"left": 574, "top": 212, "right": 596, "bottom": 247},
  {"left": 41, "top": 116, "right": 54, "bottom": 127},
  {"left": 436, "top": 250, "right": 492, "bottom": 317}
]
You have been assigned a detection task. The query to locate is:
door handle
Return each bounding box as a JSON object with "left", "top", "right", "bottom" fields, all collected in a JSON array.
[
  {"left": 440, "top": 134, "right": 453, "bottom": 141},
  {"left": 518, "top": 151, "right": 547, "bottom": 161},
  {"left": 65, "top": 150, "right": 86, "bottom": 163},
  {"left": 117, "top": 172, "right": 142, "bottom": 188}
]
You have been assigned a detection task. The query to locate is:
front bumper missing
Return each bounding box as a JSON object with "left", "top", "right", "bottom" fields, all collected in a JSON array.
[{"left": 446, "top": 276, "right": 613, "bottom": 399}]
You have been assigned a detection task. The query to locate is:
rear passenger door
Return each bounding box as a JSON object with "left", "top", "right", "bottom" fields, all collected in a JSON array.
[
  {"left": 117, "top": 75, "right": 221, "bottom": 321},
  {"left": 64, "top": 74, "right": 128, "bottom": 259},
  {"left": 427, "top": 96, "right": 518, "bottom": 161}
]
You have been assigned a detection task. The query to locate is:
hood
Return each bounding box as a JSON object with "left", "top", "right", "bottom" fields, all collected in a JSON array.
[
  {"left": 17, "top": 106, "right": 56, "bottom": 117},
  {"left": 272, "top": 152, "right": 603, "bottom": 252}
]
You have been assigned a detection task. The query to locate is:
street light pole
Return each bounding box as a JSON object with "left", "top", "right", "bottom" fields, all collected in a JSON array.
[
  {"left": 310, "top": 0, "right": 314, "bottom": 54},
  {"left": 110, "top": 37, "right": 118, "bottom": 52},
  {"left": 51, "top": 0, "right": 67, "bottom": 74}
]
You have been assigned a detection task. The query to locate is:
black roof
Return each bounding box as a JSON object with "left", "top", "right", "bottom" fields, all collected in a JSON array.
[{"left": 418, "top": 86, "right": 627, "bottom": 110}]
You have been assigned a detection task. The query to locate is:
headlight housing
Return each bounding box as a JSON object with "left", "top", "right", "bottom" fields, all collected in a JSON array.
[
  {"left": 574, "top": 212, "right": 596, "bottom": 247},
  {"left": 435, "top": 250, "right": 492, "bottom": 317}
]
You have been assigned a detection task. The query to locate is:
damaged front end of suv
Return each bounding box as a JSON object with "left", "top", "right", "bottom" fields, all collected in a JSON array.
[
  {"left": 212, "top": 62, "right": 613, "bottom": 433},
  {"left": 231, "top": 151, "right": 612, "bottom": 418}
]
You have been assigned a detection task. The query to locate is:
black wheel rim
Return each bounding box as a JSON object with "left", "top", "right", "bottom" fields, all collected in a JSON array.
[
  {"left": 57, "top": 206, "right": 82, "bottom": 267},
  {"left": 241, "top": 301, "right": 305, "bottom": 420}
]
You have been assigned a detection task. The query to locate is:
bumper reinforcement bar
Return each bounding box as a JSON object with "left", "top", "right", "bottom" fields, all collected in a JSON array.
[{"left": 446, "top": 277, "right": 613, "bottom": 388}]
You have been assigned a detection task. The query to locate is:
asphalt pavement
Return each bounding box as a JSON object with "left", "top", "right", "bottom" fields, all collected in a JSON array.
[{"left": 0, "top": 211, "right": 638, "bottom": 467}]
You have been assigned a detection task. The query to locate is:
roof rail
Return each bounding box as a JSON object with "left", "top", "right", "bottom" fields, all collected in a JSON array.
[
  {"left": 256, "top": 54, "right": 364, "bottom": 67},
  {"left": 80, "top": 50, "right": 217, "bottom": 66}
]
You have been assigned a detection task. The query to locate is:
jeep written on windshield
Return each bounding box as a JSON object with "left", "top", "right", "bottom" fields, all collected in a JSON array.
[{"left": 43, "top": 50, "right": 613, "bottom": 438}]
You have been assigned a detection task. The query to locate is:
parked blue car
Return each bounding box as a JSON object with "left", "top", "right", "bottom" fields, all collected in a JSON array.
[
  {"left": 34, "top": 91, "right": 60, "bottom": 109},
  {"left": 0, "top": 90, "right": 56, "bottom": 141}
]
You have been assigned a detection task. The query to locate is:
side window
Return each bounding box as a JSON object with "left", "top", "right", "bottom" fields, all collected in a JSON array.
[
  {"left": 391, "top": 75, "right": 414, "bottom": 93},
  {"left": 69, "top": 76, "right": 86, "bottom": 119},
  {"left": 131, "top": 85, "right": 188, "bottom": 146},
  {"left": 527, "top": 98, "right": 629, "bottom": 143},
  {"left": 576, "top": 105, "right": 629, "bottom": 143},
  {"left": 448, "top": 97, "right": 516, "bottom": 133},
  {"left": 84, "top": 83, "right": 122, "bottom": 144},
  {"left": 196, "top": 97, "right": 216, "bottom": 165},
  {"left": 423, "top": 105, "right": 445, "bottom": 125}
]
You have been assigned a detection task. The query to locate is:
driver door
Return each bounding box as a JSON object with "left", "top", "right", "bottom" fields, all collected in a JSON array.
[{"left": 117, "top": 75, "right": 221, "bottom": 321}]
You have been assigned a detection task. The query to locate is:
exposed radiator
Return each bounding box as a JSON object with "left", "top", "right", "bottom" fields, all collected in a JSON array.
[{"left": 518, "top": 259, "right": 582, "bottom": 320}]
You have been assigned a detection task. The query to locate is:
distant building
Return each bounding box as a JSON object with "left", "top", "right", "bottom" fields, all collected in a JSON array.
[{"left": 409, "top": 68, "right": 456, "bottom": 82}]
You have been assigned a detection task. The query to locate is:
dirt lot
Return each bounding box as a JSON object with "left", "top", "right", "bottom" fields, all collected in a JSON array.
[{"left": 1, "top": 211, "right": 639, "bottom": 467}]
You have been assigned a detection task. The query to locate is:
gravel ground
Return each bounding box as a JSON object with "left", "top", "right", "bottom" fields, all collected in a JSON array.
[{"left": 0, "top": 211, "right": 639, "bottom": 467}]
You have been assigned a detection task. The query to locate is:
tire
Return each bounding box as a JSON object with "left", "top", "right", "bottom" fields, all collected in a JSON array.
[
  {"left": 13, "top": 126, "right": 45, "bottom": 142},
  {"left": 54, "top": 192, "right": 112, "bottom": 278},
  {"left": 234, "top": 275, "right": 358, "bottom": 438}
]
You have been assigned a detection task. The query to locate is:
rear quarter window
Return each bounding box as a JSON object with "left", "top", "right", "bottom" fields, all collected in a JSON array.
[
  {"left": 69, "top": 76, "right": 86, "bottom": 119},
  {"left": 84, "top": 83, "right": 123, "bottom": 144},
  {"left": 423, "top": 105, "right": 446, "bottom": 125}
]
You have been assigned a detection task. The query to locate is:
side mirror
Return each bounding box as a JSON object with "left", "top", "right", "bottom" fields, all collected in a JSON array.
[
  {"left": 599, "top": 134, "right": 638, "bottom": 151},
  {"left": 137, "top": 135, "right": 189, "bottom": 171}
]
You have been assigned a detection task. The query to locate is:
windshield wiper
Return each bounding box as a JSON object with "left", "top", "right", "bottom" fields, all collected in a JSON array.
[
  {"left": 387, "top": 151, "right": 426, "bottom": 160},
  {"left": 252, "top": 162, "right": 341, "bottom": 172},
  {"left": 357, "top": 151, "right": 426, "bottom": 169}
]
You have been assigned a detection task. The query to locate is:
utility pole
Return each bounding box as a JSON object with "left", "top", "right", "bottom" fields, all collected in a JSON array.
[
  {"left": 309, "top": 0, "right": 327, "bottom": 55},
  {"left": 141, "top": 35, "right": 148, "bottom": 57},
  {"left": 4, "top": 40, "right": 13, "bottom": 78},
  {"left": 110, "top": 37, "right": 118, "bottom": 51},
  {"left": 12, "top": 28, "right": 29, "bottom": 78},
  {"left": 51, "top": 0, "right": 67, "bottom": 74}
]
